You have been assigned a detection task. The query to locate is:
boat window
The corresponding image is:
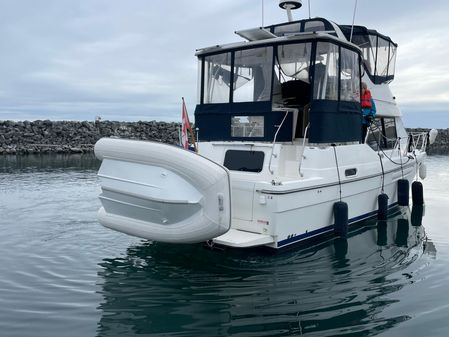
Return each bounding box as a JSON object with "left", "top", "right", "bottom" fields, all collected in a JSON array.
[
  {"left": 388, "top": 44, "right": 397, "bottom": 77},
  {"left": 383, "top": 117, "right": 397, "bottom": 149},
  {"left": 340, "top": 48, "right": 360, "bottom": 102},
  {"left": 231, "top": 116, "right": 264, "bottom": 138},
  {"left": 224, "top": 150, "right": 265, "bottom": 173},
  {"left": 342, "top": 28, "right": 397, "bottom": 84},
  {"left": 313, "top": 42, "right": 339, "bottom": 101},
  {"left": 367, "top": 35, "right": 378, "bottom": 74},
  {"left": 275, "top": 42, "right": 312, "bottom": 109},
  {"left": 366, "top": 117, "right": 397, "bottom": 150},
  {"left": 304, "top": 21, "right": 326, "bottom": 32},
  {"left": 203, "top": 53, "right": 232, "bottom": 104},
  {"left": 197, "top": 59, "right": 202, "bottom": 104},
  {"left": 277, "top": 43, "right": 312, "bottom": 83},
  {"left": 366, "top": 118, "right": 383, "bottom": 149},
  {"left": 273, "top": 23, "right": 301, "bottom": 36},
  {"left": 233, "top": 47, "right": 273, "bottom": 102},
  {"left": 376, "top": 37, "right": 390, "bottom": 77}
]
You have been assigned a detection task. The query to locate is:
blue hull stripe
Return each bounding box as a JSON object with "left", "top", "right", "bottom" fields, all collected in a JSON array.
[{"left": 277, "top": 202, "right": 399, "bottom": 247}]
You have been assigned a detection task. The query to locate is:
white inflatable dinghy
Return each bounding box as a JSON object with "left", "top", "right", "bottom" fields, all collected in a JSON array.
[{"left": 95, "top": 138, "right": 231, "bottom": 243}]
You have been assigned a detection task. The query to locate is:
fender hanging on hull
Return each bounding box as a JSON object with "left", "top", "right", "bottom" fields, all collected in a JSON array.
[{"left": 95, "top": 138, "right": 232, "bottom": 243}]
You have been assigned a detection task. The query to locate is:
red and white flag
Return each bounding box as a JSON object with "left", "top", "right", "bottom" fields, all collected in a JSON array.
[{"left": 181, "top": 97, "right": 191, "bottom": 150}]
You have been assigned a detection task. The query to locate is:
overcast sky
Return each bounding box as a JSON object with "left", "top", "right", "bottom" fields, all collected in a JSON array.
[{"left": 0, "top": 0, "right": 448, "bottom": 127}]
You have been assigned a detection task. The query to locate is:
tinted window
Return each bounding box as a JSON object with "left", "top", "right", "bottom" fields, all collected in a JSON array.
[
  {"left": 223, "top": 150, "right": 265, "bottom": 173},
  {"left": 366, "top": 118, "right": 383, "bottom": 150},
  {"left": 383, "top": 118, "right": 397, "bottom": 149},
  {"left": 366, "top": 118, "right": 397, "bottom": 150}
]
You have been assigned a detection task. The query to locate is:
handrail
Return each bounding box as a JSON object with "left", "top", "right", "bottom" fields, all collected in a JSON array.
[
  {"left": 408, "top": 131, "right": 429, "bottom": 153},
  {"left": 298, "top": 123, "right": 310, "bottom": 177},
  {"left": 268, "top": 108, "right": 292, "bottom": 175}
]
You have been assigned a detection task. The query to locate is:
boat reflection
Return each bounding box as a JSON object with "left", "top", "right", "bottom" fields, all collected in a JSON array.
[{"left": 96, "top": 206, "right": 435, "bottom": 337}]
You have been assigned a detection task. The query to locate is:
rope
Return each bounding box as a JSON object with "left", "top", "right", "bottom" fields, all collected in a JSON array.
[
  {"left": 332, "top": 144, "right": 342, "bottom": 202},
  {"left": 377, "top": 152, "right": 385, "bottom": 193},
  {"left": 368, "top": 123, "right": 412, "bottom": 167},
  {"left": 398, "top": 137, "right": 404, "bottom": 179}
]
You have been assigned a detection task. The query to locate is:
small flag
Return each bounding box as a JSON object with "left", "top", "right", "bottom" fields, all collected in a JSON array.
[{"left": 181, "top": 97, "right": 191, "bottom": 150}]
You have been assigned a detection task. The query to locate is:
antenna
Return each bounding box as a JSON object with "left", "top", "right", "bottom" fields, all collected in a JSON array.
[
  {"left": 279, "top": 0, "right": 302, "bottom": 22},
  {"left": 261, "top": 0, "right": 264, "bottom": 27},
  {"left": 350, "top": 0, "right": 358, "bottom": 42},
  {"left": 308, "top": 0, "right": 311, "bottom": 19}
]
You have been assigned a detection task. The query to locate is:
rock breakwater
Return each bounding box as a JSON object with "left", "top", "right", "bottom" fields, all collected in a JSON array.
[
  {"left": 0, "top": 120, "right": 180, "bottom": 155},
  {"left": 0, "top": 120, "right": 447, "bottom": 155}
]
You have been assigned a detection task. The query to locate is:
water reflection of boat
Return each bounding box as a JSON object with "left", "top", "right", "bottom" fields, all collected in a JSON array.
[
  {"left": 94, "top": 1, "right": 438, "bottom": 249},
  {"left": 96, "top": 206, "right": 434, "bottom": 336}
]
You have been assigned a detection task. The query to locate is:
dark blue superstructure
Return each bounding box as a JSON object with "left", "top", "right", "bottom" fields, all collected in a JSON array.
[{"left": 194, "top": 18, "right": 393, "bottom": 145}]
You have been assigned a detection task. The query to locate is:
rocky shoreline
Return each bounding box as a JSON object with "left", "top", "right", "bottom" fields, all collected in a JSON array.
[{"left": 0, "top": 120, "right": 447, "bottom": 155}]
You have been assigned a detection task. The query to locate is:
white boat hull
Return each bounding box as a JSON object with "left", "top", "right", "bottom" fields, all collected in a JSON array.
[
  {"left": 95, "top": 138, "right": 231, "bottom": 243},
  {"left": 94, "top": 138, "right": 426, "bottom": 249}
]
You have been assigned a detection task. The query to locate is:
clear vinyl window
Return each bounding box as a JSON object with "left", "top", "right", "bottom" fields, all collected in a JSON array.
[
  {"left": 233, "top": 47, "right": 273, "bottom": 103},
  {"left": 231, "top": 116, "right": 264, "bottom": 138},
  {"left": 203, "top": 53, "right": 232, "bottom": 104},
  {"left": 313, "top": 42, "right": 339, "bottom": 101},
  {"left": 340, "top": 48, "right": 360, "bottom": 102}
]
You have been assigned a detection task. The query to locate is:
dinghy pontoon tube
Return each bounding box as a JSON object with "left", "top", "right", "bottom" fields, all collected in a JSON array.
[{"left": 95, "top": 138, "right": 232, "bottom": 243}]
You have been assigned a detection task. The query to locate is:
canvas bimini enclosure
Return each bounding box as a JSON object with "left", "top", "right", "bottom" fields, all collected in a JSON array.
[{"left": 195, "top": 23, "right": 363, "bottom": 145}]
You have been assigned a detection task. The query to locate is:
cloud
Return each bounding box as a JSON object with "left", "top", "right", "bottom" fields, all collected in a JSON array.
[{"left": 0, "top": 0, "right": 447, "bottom": 127}]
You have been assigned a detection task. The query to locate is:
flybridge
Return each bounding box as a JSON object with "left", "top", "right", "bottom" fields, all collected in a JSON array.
[
  {"left": 339, "top": 25, "right": 398, "bottom": 84},
  {"left": 205, "top": 18, "right": 398, "bottom": 87}
]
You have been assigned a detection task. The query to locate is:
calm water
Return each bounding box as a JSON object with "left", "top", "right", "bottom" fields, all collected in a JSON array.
[{"left": 0, "top": 154, "right": 448, "bottom": 337}]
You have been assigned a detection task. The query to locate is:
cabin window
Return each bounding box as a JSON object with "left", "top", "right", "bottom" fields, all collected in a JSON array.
[
  {"left": 340, "top": 48, "right": 361, "bottom": 102},
  {"left": 313, "top": 42, "right": 339, "bottom": 101},
  {"left": 277, "top": 42, "right": 313, "bottom": 84},
  {"left": 231, "top": 116, "right": 264, "bottom": 138},
  {"left": 366, "top": 118, "right": 383, "bottom": 149},
  {"left": 224, "top": 150, "right": 265, "bottom": 173},
  {"left": 203, "top": 53, "right": 232, "bottom": 104},
  {"left": 233, "top": 47, "right": 273, "bottom": 102},
  {"left": 383, "top": 118, "right": 397, "bottom": 149},
  {"left": 366, "top": 117, "right": 397, "bottom": 150}
]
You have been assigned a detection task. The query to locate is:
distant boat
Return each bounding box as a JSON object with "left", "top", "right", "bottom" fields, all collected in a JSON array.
[{"left": 95, "top": 0, "right": 437, "bottom": 249}]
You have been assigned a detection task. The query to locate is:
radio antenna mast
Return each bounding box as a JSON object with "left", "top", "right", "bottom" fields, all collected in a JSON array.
[
  {"left": 308, "top": 0, "right": 311, "bottom": 19},
  {"left": 350, "top": 0, "right": 358, "bottom": 42},
  {"left": 261, "top": 0, "right": 265, "bottom": 27}
]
